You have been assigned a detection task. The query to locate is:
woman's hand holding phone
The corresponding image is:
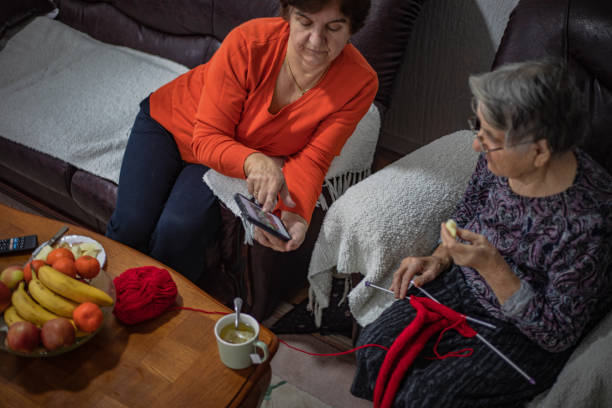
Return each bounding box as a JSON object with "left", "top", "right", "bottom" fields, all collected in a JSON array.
[
  {"left": 244, "top": 153, "right": 295, "bottom": 212},
  {"left": 254, "top": 211, "right": 307, "bottom": 252}
]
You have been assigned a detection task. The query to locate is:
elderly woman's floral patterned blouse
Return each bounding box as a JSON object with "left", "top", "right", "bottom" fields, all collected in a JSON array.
[{"left": 454, "top": 149, "right": 612, "bottom": 352}]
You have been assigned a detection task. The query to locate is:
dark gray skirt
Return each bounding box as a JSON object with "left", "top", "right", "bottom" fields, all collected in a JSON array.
[{"left": 351, "top": 266, "right": 573, "bottom": 408}]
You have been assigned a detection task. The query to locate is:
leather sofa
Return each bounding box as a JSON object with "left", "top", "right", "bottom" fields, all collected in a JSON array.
[
  {"left": 0, "top": 0, "right": 423, "bottom": 234},
  {"left": 492, "top": 0, "right": 611, "bottom": 175}
]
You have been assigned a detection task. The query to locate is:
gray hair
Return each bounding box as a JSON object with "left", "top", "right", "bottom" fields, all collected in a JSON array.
[{"left": 468, "top": 59, "right": 587, "bottom": 154}]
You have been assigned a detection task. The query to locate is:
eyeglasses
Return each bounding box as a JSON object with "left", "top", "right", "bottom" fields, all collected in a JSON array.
[{"left": 468, "top": 116, "right": 505, "bottom": 154}]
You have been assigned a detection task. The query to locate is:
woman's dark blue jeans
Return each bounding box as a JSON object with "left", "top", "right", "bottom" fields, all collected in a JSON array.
[{"left": 106, "top": 97, "right": 220, "bottom": 282}]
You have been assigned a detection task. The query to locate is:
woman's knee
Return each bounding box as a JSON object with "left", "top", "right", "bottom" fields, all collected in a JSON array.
[
  {"left": 106, "top": 208, "right": 159, "bottom": 253},
  {"left": 151, "top": 201, "right": 220, "bottom": 251}
]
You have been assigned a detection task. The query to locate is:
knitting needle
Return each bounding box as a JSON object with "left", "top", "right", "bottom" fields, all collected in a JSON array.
[
  {"left": 474, "top": 333, "right": 536, "bottom": 385},
  {"left": 365, "top": 281, "right": 497, "bottom": 330},
  {"left": 365, "top": 280, "right": 536, "bottom": 385}
]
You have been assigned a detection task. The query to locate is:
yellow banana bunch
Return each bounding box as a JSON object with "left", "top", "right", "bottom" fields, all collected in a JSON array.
[
  {"left": 11, "top": 281, "right": 61, "bottom": 326},
  {"left": 28, "top": 271, "right": 79, "bottom": 318},
  {"left": 38, "top": 265, "right": 113, "bottom": 307},
  {"left": 3, "top": 305, "right": 26, "bottom": 327}
]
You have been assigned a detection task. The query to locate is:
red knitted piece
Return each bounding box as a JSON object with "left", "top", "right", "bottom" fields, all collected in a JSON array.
[
  {"left": 374, "top": 296, "right": 477, "bottom": 408},
  {"left": 112, "top": 266, "right": 178, "bottom": 325}
]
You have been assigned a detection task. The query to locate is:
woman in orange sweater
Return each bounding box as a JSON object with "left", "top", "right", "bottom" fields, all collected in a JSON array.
[{"left": 106, "top": 0, "right": 378, "bottom": 282}]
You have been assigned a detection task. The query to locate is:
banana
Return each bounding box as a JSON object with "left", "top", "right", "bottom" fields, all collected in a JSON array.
[
  {"left": 6, "top": 285, "right": 90, "bottom": 342},
  {"left": 28, "top": 271, "right": 79, "bottom": 318},
  {"left": 11, "top": 281, "right": 61, "bottom": 326},
  {"left": 3, "top": 305, "right": 26, "bottom": 327},
  {"left": 38, "top": 265, "right": 113, "bottom": 307},
  {"left": 75, "top": 329, "right": 91, "bottom": 338}
]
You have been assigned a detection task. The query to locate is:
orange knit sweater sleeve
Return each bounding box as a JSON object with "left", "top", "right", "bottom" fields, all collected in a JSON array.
[{"left": 190, "top": 27, "right": 259, "bottom": 178}]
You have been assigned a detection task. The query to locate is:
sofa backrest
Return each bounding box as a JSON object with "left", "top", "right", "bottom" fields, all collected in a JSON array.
[
  {"left": 492, "top": 0, "right": 612, "bottom": 174},
  {"left": 54, "top": 0, "right": 425, "bottom": 112}
]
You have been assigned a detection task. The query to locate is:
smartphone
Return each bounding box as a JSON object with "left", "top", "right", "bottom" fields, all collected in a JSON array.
[{"left": 234, "top": 193, "right": 291, "bottom": 242}]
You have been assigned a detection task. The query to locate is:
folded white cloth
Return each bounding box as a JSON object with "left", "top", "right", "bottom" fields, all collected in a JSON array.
[{"left": 307, "top": 131, "right": 478, "bottom": 327}]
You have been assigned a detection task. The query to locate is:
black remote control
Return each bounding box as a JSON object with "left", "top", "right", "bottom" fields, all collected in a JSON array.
[{"left": 0, "top": 235, "right": 38, "bottom": 255}]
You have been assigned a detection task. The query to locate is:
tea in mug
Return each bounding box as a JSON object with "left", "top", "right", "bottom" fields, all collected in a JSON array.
[{"left": 220, "top": 322, "right": 255, "bottom": 344}]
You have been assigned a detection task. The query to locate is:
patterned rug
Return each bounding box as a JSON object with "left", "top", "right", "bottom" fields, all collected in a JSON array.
[{"left": 270, "top": 278, "right": 353, "bottom": 338}]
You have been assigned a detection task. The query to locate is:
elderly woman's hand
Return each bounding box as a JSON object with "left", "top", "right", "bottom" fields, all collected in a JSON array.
[
  {"left": 390, "top": 254, "right": 450, "bottom": 299},
  {"left": 244, "top": 153, "right": 295, "bottom": 212},
  {"left": 253, "top": 210, "right": 308, "bottom": 252},
  {"left": 440, "top": 223, "right": 521, "bottom": 303}
]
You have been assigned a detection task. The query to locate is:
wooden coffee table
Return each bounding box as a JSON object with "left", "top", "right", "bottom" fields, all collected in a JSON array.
[{"left": 0, "top": 204, "right": 278, "bottom": 407}]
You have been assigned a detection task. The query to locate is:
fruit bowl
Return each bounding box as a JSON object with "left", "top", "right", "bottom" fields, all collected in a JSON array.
[{"left": 0, "top": 269, "right": 115, "bottom": 357}]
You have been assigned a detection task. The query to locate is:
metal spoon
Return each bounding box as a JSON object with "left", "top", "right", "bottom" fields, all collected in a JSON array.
[{"left": 234, "top": 297, "right": 243, "bottom": 329}]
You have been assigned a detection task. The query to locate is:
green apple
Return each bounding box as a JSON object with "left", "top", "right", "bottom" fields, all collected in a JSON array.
[{"left": 0, "top": 267, "right": 25, "bottom": 290}]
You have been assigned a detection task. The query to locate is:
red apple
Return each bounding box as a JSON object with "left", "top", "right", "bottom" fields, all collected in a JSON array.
[
  {"left": 41, "top": 318, "right": 76, "bottom": 351},
  {"left": 0, "top": 267, "right": 24, "bottom": 290},
  {"left": 6, "top": 321, "right": 40, "bottom": 353},
  {"left": 0, "top": 281, "right": 10, "bottom": 313}
]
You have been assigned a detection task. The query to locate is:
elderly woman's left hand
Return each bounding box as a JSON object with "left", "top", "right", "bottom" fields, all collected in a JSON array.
[
  {"left": 253, "top": 211, "right": 308, "bottom": 252},
  {"left": 440, "top": 223, "right": 521, "bottom": 304},
  {"left": 440, "top": 223, "right": 503, "bottom": 272}
]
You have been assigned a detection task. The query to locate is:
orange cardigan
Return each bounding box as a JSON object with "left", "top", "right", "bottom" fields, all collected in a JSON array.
[{"left": 150, "top": 17, "right": 378, "bottom": 223}]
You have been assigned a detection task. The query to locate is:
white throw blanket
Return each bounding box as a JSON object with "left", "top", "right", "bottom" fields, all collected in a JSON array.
[
  {"left": 307, "top": 131, "right": 478, "bottom": 327},
  {"left": 0, "top": 17, "right": 187, "bottom": 184}
]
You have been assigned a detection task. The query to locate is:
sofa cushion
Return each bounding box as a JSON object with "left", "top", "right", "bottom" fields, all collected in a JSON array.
[
  {"left": 526, "top": 309, "right": 612, "bottom": 407},
  {"left": 0, "top": 137, "right": 74, "bottom": 197},
  {"left": 0, "top": 163, "right": 101, "bottom": 231},
  {"left": 70, "top": 170, "right": 117, "bottom": 228},
  {"left": 55, "top": 0, "right": 427, "bottom": 111},
  {"left": 0, "top": 0, "right": 55, "bottom": 38},
  {"left": 55, "top": 0, "right": 224, "bottom": 71}
]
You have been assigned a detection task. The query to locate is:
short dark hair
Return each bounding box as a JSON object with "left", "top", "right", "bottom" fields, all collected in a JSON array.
[
  {"left": 469, "top": 59, "right": 588, "bottom": 155},
  {"left": 279, "top": 0, "right": 371, "bottom": 34}
]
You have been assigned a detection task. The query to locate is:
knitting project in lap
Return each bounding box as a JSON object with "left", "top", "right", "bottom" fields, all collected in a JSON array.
[{"left": 374, "top": 296, "right": 476, "bottom": 408}]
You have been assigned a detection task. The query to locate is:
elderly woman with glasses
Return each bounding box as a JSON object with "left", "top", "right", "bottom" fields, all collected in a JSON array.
[{"left": 351, "top": 59, "right": 612, "bottom": 407}]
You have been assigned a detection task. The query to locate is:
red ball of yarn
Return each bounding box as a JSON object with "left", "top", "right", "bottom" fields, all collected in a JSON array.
[{"left": 112, "top": 266, "right": 178, "bottom": 325}]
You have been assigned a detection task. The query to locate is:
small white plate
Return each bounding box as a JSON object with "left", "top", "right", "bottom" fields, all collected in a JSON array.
[{"left": 56, "top": 235, "right": 106, "bottom": 268}]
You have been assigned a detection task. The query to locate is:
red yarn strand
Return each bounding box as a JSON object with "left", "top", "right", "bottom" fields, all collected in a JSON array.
[
  {"left": 279, "top": 339, "right": 389, "bottom": 356},
  {"left": 170, "top": 306, "right": 229, "bottom": 315},
  {"left": 432, "top": 320, "right": 474, "bottom": 359}
]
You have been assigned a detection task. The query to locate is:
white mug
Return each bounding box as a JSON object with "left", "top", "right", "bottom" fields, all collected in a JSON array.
[{"left": 214, "top": 313, "right": 269, "bottom": 370}]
